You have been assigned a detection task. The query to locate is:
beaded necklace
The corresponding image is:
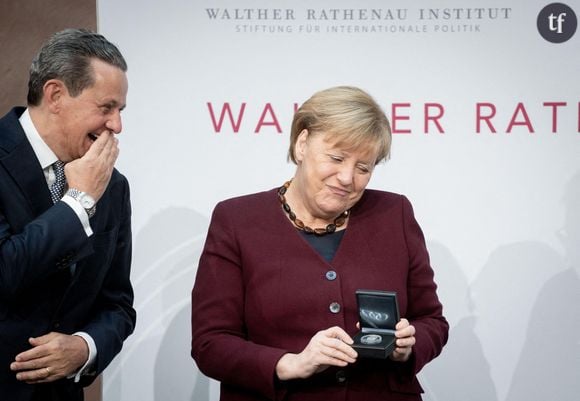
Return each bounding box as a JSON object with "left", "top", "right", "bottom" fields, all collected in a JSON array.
[{"left": 278, "top": 180, "right": 349, "bottom": 236}]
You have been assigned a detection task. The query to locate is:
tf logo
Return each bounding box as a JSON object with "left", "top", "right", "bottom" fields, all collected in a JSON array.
[{"left": 537, "top": 3, "right": 577, "bottom": 43}]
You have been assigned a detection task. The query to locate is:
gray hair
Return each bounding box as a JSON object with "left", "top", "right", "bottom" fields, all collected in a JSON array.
[{"left": 27, "top": 28, "right": 127, "bottom": 106}]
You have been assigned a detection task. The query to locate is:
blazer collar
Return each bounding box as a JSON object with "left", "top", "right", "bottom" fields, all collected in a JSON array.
[{"left": 0, "top": 107, "right": 53, "bottom": 216}]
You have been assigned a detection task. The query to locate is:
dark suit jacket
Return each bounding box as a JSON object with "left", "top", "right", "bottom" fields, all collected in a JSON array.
[
  {"left": 191, "top": 188, "right": 448, "bottom": 401},
  {"left": 0, "top": 107, "right": 136, "bottom": 401}
]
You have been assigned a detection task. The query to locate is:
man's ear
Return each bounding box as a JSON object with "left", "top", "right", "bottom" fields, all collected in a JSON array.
[
  {"left": 43, "top": 79, "right": 67, "bottom": 113},
  {"left": 294, "top": 129, "right": 309, "bottom": 163}
]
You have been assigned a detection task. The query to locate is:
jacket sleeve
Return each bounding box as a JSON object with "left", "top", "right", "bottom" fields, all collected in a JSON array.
[
  {"left": 0, "top": 202, "right": 87, "bottom": 301},
  {"left": 400, "top": 195, "right": 449, "bottom": 375},
  {"left": 191, "top": 201, "right": 287, "bottom": 400},
  {"left": 79, "top": 177, "right": 136, "bottom": 382}
]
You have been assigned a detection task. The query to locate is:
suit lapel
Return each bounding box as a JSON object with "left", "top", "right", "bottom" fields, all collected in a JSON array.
[{"left": 0, "top": 108, "right": 53, "bottom": 219}]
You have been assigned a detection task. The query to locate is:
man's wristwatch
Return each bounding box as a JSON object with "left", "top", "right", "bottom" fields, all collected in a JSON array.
[{"left": 66, "top": 189, "right": 96, "bottom": 218}]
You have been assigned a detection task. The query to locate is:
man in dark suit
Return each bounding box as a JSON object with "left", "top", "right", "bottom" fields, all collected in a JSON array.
[{"left": 0, "top": 29, "right": 136, "bottom": 401}]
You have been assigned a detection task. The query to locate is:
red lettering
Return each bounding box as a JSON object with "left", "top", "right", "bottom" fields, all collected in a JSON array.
[
  {"left": 476, "top": 103, "right": 497, "bottom": 133},
  {"left": 254, "top": 103, "right": 282, "bottom": 133},
  {"left": 543, "top": 102, "right": 566, "bottom": 133},
  {"left": 391, "top": 103, "right": 411, "bottom": 134},
  {"left": 207, "top": 102, "right": 246, "bottom": 133},
  {"left": 507, "top": 103, "right": 534, "bottom": 133},
  {"left": 424, "top": 103, "right": 445, "bottom": 133}
]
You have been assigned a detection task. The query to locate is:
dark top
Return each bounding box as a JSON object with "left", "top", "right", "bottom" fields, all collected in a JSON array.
[{"left": 300, "top": 230, "right": 346, "bottom": 262}]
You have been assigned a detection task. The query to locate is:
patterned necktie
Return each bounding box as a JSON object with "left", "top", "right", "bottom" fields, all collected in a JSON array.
[{"left": 50, "top": 161, "right": 66, "bottom": 203}]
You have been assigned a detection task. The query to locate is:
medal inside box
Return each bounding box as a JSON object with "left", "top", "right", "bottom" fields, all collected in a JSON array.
[{"left": 352, "top": 290, "right": 400, "bottom": 359}]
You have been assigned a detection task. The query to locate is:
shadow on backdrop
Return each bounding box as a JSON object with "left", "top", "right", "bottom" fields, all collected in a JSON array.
[
  {"left": 145, "top": 208, "right": 210, "bottom": 401},
  {"left": 155, "top": 305, "right": 210, "bottom": 401},
  {"left": 420, "top": 242, "right": 497, "bottom": 401},
  {"left": 103, "top": 207, "right": 209, "bottom": 400},
  {"left": 506, "top": 171, "right": 580, "bottom": 401},
  {"left": 473, "top": 239, "right": 565, "bottom": 400}
]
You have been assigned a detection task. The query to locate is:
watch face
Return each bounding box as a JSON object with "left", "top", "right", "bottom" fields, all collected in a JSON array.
[{"left": 80, "top": 194, "right": 95, "bottom": 208}]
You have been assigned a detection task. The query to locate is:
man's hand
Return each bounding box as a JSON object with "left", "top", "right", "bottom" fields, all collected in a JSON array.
[
  {"left": 10, "top": 332, "right": 89, "bottom": 384},
  {"left": 65, "top": 131, "right": 119, "bottom": 202}
]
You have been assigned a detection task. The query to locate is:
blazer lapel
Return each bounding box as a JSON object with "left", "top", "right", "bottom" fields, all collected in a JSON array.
[{"left": 0, "top": 109, "right": 53, "bottom": 219}]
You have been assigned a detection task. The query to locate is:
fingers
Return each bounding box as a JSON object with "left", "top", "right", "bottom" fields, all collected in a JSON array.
[
  {"left": 11, "top": 333, "right": 88, "bottom": 383},
  {"left": 324, "top": 326, "right": 354, "bottom": 345},
  {"left": 106, "top": 137, "right": 120, "bottom": 165},
  {"left": 395, "top": 318, "right": 410, "bottom": 330},
  {"left": 11, "top": 342, "right": 55, "bottom": 384},
  {"left": 89, "top": 130, "right": 110, "bottom": 152},
  {"left": 11, "top": 356, "right": 50, "bottom": 372},
  {"left": 391, "top": 346, "right": 412, "bottom": 362},
  {"left": 319, "top": 329, "right": 357, "bottom": 363},
  {"left": 64, "top": 130, "right": 119, "bottom": 201},
  {"left": 84, "top": 131, "right": 119, "bottom": 170},
  {"left": 85, "top": 130, "right": 115, "bottom": 157},
  {"left": 318, "top": 340, "right": 354, "bottom": 365},
  {"left": 391, "top": 319, "right": 416, "bottom": 362},
  {"left": 13, "top": 334, "right": 54, "bottom": 363},
  {"left": 395, "top": 318, "right": 415, "bottom": 344},
  {"left": 11, "top": 333, "right": 57, "bottom": 382},
  {"left": 28, "top": 332, "right": 58, "bottom": 347},
  {"left": 310, "top": 327, "right": 358, "bottom": 365},
  {"left": 395, "top": 335, "right": 416, "bottom": 350},
  {"left": 13, "top": 365, "right": 56, "bottom": 384},
  {"left": 280, "top": 326, "right": 358, "bottom": 380},
  {"left": 94, "top": 133, "right": 119, "bottom": 178}
]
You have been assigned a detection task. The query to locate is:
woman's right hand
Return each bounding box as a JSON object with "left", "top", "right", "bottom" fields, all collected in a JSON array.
[{"left": 275, "top": 326, "right": 358, "bottom": 381}]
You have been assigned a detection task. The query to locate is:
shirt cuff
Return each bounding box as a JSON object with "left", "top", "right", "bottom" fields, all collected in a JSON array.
[
  {"left": 68, "top": 332, "right": 98, "bottom": 382},
  {"left": 61, "top": 195, "right": 93, "bottom": 237}
]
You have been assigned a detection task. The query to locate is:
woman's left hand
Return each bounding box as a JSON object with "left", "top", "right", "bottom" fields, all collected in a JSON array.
[{"left": 390, "top": 318, "right": 415, "bottom": 362}]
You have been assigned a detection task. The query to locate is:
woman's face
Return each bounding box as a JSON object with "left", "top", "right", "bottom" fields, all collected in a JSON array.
[{"left": 294, "top": 129, "right": 378, "bottom": 220}]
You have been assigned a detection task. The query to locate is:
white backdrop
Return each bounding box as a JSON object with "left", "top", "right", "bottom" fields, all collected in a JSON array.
[{"left": 97, "top": 1, "right": 580, "bottom": 400}]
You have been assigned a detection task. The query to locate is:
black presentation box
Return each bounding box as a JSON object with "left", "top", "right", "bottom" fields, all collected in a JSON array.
[{"left": 352, "top": 290, "right": 400, "bottom": 359}]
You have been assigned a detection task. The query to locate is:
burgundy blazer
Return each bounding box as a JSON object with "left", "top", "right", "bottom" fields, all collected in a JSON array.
[{"left": 191, "top": 188, "right": 448, "bottom": 401}]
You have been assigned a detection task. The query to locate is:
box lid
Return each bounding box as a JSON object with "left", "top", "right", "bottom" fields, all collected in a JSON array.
[{"left": 356, "top": 289, "right": 400, "bottom": 334}]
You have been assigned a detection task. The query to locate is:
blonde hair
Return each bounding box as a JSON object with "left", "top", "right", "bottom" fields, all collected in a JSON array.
[{"left": 288, "top": 86, "right": 391, "bottom": 165}]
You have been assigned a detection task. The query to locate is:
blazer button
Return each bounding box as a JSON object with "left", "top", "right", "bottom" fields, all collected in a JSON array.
[
  {"left": 325, "top": 271, "right": 337, "bottom": 281},
  {"left": 336, "top": 370, "right": 347, "bottom": 383},
  {"left": 329, "top": 302, "right": 341, "bottom": 314}
]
